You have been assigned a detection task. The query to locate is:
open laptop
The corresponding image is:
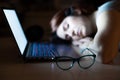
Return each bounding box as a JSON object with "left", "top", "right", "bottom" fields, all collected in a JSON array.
[{"left": 2, "top": 8, "right": 79, "bottom": 62}]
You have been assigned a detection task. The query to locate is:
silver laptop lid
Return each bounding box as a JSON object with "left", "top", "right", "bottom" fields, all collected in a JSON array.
[{"left": 3, "top": 9, "right": 27, "bottom": 55}]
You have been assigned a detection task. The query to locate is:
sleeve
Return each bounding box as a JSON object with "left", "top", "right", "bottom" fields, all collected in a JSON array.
[
  {"left": 97, "top": 0, "right": 120, "bottom": 17},
  {"left": 97, "top": 1, "right": 114, "bottom": 17}
]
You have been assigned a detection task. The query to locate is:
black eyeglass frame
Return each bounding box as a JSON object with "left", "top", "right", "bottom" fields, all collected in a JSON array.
[{"left": 55, "top": 48, "right": 96, "bottom": 70}]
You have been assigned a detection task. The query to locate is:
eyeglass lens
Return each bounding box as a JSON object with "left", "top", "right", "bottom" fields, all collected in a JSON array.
[
  {"left": 56, "top": 55, "right": 95, "bottom": 70},
  {"left": 78, "top": 55, "right": 95, "bottom": 69},
  {"left": 56, "top": 56, "right": 74, "bottom": 70}
]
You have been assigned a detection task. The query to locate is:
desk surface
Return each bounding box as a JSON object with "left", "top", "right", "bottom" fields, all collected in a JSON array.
[{"left": 0, "top": 37, "right": 120, "bottom": 80}]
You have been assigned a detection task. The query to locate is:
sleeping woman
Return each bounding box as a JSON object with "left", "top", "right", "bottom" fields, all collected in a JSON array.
[{"left": 50, "top": 0, "right": 120, "bottom": 64}]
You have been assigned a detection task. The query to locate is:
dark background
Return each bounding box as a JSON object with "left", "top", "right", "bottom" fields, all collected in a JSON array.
[{"left": 0, "top": 0, "right": 77, "bottom": 41}]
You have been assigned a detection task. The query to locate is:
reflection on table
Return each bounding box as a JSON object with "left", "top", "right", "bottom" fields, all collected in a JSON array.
[{"left": 0, "top": 37, "right": 120, "bottom": 80}]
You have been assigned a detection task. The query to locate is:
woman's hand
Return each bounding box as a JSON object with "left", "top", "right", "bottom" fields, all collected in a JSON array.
[{"left": 72, "top": 37, "right": 93, "bottom": 49}]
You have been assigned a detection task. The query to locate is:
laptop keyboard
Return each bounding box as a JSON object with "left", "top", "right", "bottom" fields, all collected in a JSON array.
[{"left": 27, "top": 43, "right": 59, "bottom": 58}]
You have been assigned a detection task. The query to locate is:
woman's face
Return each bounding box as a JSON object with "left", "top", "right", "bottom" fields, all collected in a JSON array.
[{"left": 56, "top": 16, "right": 92, "bottom": 41}]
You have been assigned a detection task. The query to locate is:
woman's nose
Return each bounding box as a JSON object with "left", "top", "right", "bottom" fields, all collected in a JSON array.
[
  {"left": 65, "top": 30, "right": 77, "bottom": 40},
  {"left": 66, "top": 30, "right": 75, "bottom": 37}
]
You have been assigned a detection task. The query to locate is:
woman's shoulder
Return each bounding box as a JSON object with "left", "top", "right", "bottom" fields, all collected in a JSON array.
[{"left": 97, "top": 0, "right": 120, "bottom": 16}]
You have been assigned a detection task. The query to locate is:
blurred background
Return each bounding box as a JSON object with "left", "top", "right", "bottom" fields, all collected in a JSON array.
[{"left": 0, "top": 0, "right": 77, "bottom": 42}]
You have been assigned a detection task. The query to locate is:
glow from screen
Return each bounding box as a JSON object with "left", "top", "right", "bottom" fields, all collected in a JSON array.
[{"left": 3, "top": 9, "right": 27, "bottom": 54}]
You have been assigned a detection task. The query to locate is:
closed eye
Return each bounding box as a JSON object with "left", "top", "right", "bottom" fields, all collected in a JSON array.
[{"left": 63, "top": 24, "right": 69, "bottom": 31}]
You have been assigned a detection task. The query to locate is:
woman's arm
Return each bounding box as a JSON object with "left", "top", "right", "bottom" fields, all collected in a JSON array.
[
  {"left": 91, "top": 10, "right": 120, "bottom": 64},
  {"left": 72, "top": 10, "right": 120, "bottom": 64}
]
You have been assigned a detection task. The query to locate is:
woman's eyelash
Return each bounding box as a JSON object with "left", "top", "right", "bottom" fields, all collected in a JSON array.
[{"left": 63, "top": 24, "right": 69, "bottom": 31}]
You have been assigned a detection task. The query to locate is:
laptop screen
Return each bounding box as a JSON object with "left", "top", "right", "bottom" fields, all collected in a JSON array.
[{"left": 3, "top": 9, "right": 27, "bottom": 55}]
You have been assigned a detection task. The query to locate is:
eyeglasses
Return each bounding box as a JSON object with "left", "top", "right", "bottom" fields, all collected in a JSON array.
[{"left": 55, "top": 48, "right": 96, "bottom": 70}]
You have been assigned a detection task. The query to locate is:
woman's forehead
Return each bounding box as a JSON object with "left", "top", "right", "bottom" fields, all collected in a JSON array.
[
  {"left": 64, "top": 16, "right": 83, "bottom": 24},
  {"left": 65, "top": 16, "right": 75, "bottom": 21},
  {"left": 62, "top": 16, "right": 75, "bottom": 25}
]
